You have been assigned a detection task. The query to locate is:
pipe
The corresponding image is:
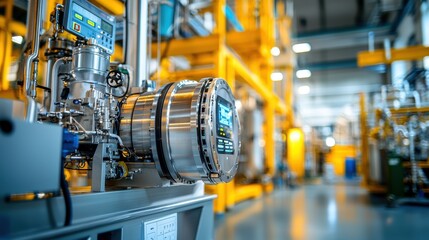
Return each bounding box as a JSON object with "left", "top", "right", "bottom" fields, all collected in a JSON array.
[
  {"left": 126, "top": 0, "right": 148, "bottom": 89},
  {"left": 394, "top": 125, "right": 408, "bottom": 137},
  {"left": 24, "top": 0, "right": 44, "bottom": 97},
  {"left": 25, "top": 96, "right": 38, "bottom": 122},
  {"left": 412, "top": 91, "right": 421, "bottom": 108},
  {"left": 49, "top": 57, "right": 71, "bottom": 112},
  {"left": 73, "top": 130, "right": 124, "bottom": 147}
]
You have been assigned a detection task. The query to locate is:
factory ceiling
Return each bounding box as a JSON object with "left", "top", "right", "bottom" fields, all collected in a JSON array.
[{"left": 287, "top": 0, "right": 404, "bottom": 128}]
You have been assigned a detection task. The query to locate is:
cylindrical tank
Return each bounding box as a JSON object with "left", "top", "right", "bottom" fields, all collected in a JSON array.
[{"left": 69, "top": 45, "right": 110, "bottom": 99}]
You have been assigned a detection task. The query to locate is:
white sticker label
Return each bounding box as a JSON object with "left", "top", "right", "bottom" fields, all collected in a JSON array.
[{"left": 144, "top": 213, "right": 177, "bottom": 240}]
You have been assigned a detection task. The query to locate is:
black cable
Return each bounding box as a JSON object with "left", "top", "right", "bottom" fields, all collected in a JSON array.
[
  {"left": 60, "top": 159, "right": 72, "bottom": 226},
  {"left": 36, "top": 85, "right": 51, "bottom": 92}
]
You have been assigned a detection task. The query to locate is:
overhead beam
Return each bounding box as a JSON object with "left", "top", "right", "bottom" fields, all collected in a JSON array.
[{"left": 358, "top": 45, "right": 429, "bottom": 66}]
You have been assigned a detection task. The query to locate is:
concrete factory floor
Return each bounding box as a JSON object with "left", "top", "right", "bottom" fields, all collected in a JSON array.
[{"left": 215, "top": 182, "right": 429, "bottom": 240}]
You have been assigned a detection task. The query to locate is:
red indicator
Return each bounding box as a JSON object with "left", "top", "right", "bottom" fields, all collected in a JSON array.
[{"left": 73, "top": 22, "right": 81, "bottom": 32}]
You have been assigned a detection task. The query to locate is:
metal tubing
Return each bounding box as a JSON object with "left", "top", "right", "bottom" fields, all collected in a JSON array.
[
  {"left": 24, "top": 0, "right": 44, "bottom": 97},
  {"left": 126, "top": 0, "right": 148, "bottom": 88},
  {"left": 72, "top": 130, "right": 124, "bottom": 147},
  {"left": 49, "top": 57, "right": 71, "bottom": 113}
]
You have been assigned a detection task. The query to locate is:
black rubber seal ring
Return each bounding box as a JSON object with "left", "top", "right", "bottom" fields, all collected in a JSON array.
[{"left": 155, "top": 82, "right": 175, "bottom": 180}]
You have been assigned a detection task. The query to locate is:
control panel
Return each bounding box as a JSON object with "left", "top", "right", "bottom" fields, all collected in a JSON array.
[
  {"left": 63, "top": 0, "right": 116, "bottom": 54},
  {"left": 216, "top": 96, "right": 235, "bottom": 154},
  {"left": 144, "top": 214, "right": 177, "bottom": 240}
]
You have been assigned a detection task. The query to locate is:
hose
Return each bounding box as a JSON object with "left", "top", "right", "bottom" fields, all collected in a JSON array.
[{"left": 60, "top": 159, "right": 72, "bottom": 226}]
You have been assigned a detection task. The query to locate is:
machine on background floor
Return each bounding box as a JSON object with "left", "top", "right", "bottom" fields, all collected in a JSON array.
[
  {"left": 363, "top": 82, "right": 429, "bottom": 205},
  {"left": 0, "top": 0, "right": 240, "bottom": 239}
]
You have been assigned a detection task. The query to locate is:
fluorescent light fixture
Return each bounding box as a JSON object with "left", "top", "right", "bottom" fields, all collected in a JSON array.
[
  {"left": 271, "top": 72, "right": 283, "bottom": 81},
  {"left": 11, "top": 36, "right": 23, "bottom": 44},
  {"left": 325, "top": 137, "right": 336, "bottom": 147},
  {"left": 296, "top": 69, "right": 311, "bottom": 78},
  {"left": 292, "top": 43, "right": 311, "bottom": 53},
  {"left": 270, "top": 47, "right": 281, "bottom": 56},
  {"left": 298, "top": 85, "right": 310, "bottom": 95}
]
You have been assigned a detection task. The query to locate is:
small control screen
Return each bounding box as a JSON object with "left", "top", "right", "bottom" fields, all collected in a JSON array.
[
  {"left": 63, "top": 0, "right": 116, "bottom": 54},
  {"left": 216, "top": 97, "right": 234, "bottom": 154},
  {"left": 101, "top": 20, "right": 113, "bottom": 35}
]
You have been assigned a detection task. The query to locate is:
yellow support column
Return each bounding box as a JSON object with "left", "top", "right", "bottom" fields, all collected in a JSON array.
[
  {"left": 287, "top": 128, "right": 305, "bottom": 178},
  {"left": 0, "top": 0, "right": 13, "bottom": 90},
  {"left": 360, "top": 93, "right": 369, "bottom": 186}
]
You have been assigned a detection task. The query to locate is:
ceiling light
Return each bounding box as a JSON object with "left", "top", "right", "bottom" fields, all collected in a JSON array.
[
  {"left": 292, "top": 43, "right": 311, "bottom": 53},
  {"left": 298, "top": 85, "right": 310, "bottom": 95},
  {"left": 325, "top": 137, "right": 336, "bottom": 147},
  {"left": 11, "top": 36, "right": 23, "bottom": 44},
  {"left": 271, "top": 72, "right": 283, "bottom": 81},
  {"left": 296, "top": 69, "right": 311, "bottom": 79},
  {"left": 270, "top": 47, "right": 281, "bottom": 56}
]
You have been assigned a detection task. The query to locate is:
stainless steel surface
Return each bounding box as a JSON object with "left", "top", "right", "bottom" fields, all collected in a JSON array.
[
  {"left": 49, "top": 57, "right": 71, "bottom": 112},
  {"left": 0, "top": 119, "right": 62, "bottom": 198},
  {"left": 369, "top": 140, "right": 382, "bottom": 184},
  {"left": 91, "top": 144, "right": 107, "bottom": 192},
  {"left": 120, "top": 93, "right": 156, "bottom": 158},
  {"left": 44, "top": 38, "right": 73, "bottom": 111},
  {"left": 120, "top": 78, "right": 240, "bottom": 184},
  {"left": 23, "top": 0, "right": 43, "bottom": 97},
  {"left": 69, "top": 45, "right": 110, "bottom": 98},
  {"left": 71, "top": 45, "right": 110, "bottom": 83},
  {"left": 1, "top": 184, "right": 214, "bottom": 240},
  {"left": 126, "top": 0, "right": 149, "bottom": 88},
  {"left": 195, "top": 78, "right": 241, "bottom": 183}
]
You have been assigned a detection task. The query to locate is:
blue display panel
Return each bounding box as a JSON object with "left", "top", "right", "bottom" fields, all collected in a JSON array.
[
  {"left": 63, "top": 0, "right": 116, "bottom": 54},
  {"left": 216, "top": 97, "right": 234, "bottom": 154}
]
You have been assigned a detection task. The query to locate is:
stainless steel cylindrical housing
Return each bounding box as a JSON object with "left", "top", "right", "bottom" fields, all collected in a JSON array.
[
  {"left": 120, "top": 92, "right": 156, "bottom": 158},
  {"left": 69, "top": 45, "right": 110, "bottom": 98},
  {"left": 119, "top": 78, "right": 241, "bottom": 184}
]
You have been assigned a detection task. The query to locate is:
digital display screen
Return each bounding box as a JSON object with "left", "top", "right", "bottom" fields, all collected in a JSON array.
[
  {"left": 216, "top": 97, "right": 234, "bottom": 143},
  {"left": 73, "top": 3, "right": 100, "bottom": 26},
  {"left": 101, "top": 20, "right": 113, "bottom": 35},
  {"left": 217, "top": 98, "right": 233, "bottom": 129}
]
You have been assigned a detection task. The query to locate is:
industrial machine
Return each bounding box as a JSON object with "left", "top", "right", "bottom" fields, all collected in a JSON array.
[
  {"left": 0, "top": 0, "right": 240, "bottom": 239},
  {"left": 366, "top": 82, "right": 429, "bottom": 205}
]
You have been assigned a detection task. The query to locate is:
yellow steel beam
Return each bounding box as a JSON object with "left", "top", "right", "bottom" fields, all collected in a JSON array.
[
  {"left": 0, "top": 0, "right": 13, "bottom": 90},
  {"left": 205, "top": 184, "right": 227, "bottom": 214},
  {"left": 274, "top": 95, "right": 288, "bottom": 115},
  {"left": 0, "top": 17, "right": 26, "bottom": 37},
  {"left": 150, "top": 35, "right": 221, "bottom": 57},
  {"left": 171, "top": 68, "right": 215, "bottom": 80},
  {"left": 213, "top": 0, "right": 226, "bottom": 36},
  {"left": 188, "top": 53, "right": 215, "bottom": 66},
  {"left": 360, "top": 93, "right": 369, "bottom": 186},
  {"left": 358, "top": 45, "right": 429, "bottom": 67},
  {"left": 226, "top": 30, "right": 262, "bottom": 53},
  {"left": 226, "top": 51, "right": 271, "bottom": 99},
  {"left": 389, "top": 106, "right": 429, "bottom": 114},
  {"left": 264, "top": 100, "right": 276, "bottom": 176},
  {"left": 234, "top": 184, "right": 263, "bottom": 203},
  {"left": 90, "top": 0, "right": 125, "bottom": 16}
]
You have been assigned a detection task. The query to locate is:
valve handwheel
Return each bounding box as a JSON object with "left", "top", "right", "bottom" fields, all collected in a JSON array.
[{"left": 107, "top": 70, "right": 123, "bottom": 88}]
